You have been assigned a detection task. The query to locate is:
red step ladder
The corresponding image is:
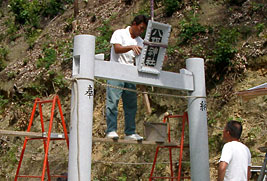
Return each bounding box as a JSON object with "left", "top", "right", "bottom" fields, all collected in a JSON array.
[
  {"left": 149, "top": 112, "right": 190, "bottom": 180},
  {"left": 14, "top": 95, "right": 69, "bottom": 180}
]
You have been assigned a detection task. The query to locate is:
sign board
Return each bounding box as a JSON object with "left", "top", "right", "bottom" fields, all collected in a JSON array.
[{"left": 137, "top": 20, "right": 171, "bottom": 74}]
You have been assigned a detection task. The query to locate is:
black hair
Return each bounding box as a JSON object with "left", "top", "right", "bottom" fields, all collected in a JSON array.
[
  {"left": 132, "top": 15, "right": 149, "bottom": 26},
  {"left": 226, "top": 120, "right": 243, "bottom": 139}
]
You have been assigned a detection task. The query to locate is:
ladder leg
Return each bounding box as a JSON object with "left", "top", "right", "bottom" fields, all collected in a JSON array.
[
  {"left": 15, "top": 99, "right": 39, "bottom": 181},
  {"left": 168, "top": 147, "right": 174, "bottom": 181},
  {"left": 42, "top": 97, "right": 56, "bottom": 181},
  {"left": 150, "top": 146, "right": 160, "bottom": 180},
  {"left": 178, "top": 113, "right": 186, "bottom": 181},
  {"left": 56, "top": 96, "right": 69, "bottom": 148},
  {"left": 14, "top": 138, "right": 28, "bottom": 181}
]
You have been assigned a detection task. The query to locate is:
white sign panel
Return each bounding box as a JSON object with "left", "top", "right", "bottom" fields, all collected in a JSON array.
[{"left": 137, "top": 20, "right": 171, "bottom": 75}]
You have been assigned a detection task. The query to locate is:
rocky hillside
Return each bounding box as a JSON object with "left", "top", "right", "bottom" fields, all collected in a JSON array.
[{"left": 0, "top": 0, "right": 266, "bottom": 180}]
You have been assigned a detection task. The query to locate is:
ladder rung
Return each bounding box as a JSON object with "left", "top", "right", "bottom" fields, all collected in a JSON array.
[
  {"left": 150, "top": 176, "right": 190, "bottom": 179},
  {"left": 36, "top": 100, "right": 53, "bottom": 103},
  {"left": 17, "top": 175, "right": 42, "bottom": 178}
]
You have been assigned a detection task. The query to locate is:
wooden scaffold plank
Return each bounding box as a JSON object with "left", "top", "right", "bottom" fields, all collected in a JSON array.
[{"left": 0, "top": 129, "right": 182, "bottom": 147}]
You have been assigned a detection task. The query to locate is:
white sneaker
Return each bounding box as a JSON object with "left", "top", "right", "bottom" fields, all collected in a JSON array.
[
  {"left": 124, "top": 134, "right": 143, "bottom": 141},
  {"left": 106, "top": 131, "right": 119, "bottom": 140}
]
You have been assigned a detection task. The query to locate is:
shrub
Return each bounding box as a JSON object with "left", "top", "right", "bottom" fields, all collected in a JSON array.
[
  {"left": 0, "top": 46, "right": 8, "bottom": 71},
  {"left": 0, "top": 95, "right": 8, "bottom": 108},
  {"left": 37, "top": 47, "right": 57, "bottom": 69},
  {"left": 255, "top": 23, "right": 264, "bottom": 36},
  {"left": 178, "top": 14, "right": 206, "bottom": 43},
  {"left": 48, "top": 71, "right": 68, "bottom": 90},
  {"left": 212, "top": 28, "right": 239, "bottom": 65},
  {"left": 9, "top": 0, "right": 72, "bottom": 27},
  {"left": 9, "top": 0, "right": 41, "bottom": 27},
  {"left": 4, "top": 19, "right": 20, "bottom": 41},
  {"left": 42, "top": 0, "right": 65, "bottom": 18},
  {"left": 163, "top": 0, "right": 181, "bottom": 17}
]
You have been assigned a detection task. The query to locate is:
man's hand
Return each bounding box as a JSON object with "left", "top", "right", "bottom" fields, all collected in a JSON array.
[
  {"left": 218, "top": 161, "right": 228, "bottom": 181},
  {"left": 131, "top": 45, "right": 142, "bottom": 55}
]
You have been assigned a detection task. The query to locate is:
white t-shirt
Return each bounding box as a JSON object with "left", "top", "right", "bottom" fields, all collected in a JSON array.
[
  {"left": 110, "top": 26, "right": 144, "bottom": 65},
  {"left": 219, "top": 141, "right": 251, "bottom": 181}
]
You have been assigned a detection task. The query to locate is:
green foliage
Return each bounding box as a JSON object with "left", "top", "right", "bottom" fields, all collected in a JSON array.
[
  {"left": 8, "top": 0, "right": 72, "bottom": 43},
  {"left": 7, "top": 71, "right": 16, "bottom": 80},
  {"left": 178, "top": 14, "right": 206, "bottom": 43},
  {"left": 250, "top": 2, "right": 264, "bottom": 12},
  {"left": 212, "top": 28, "right": 239, "bottom": 65},
  {"left": 134, "top": 1, "right": 150, "bottom": 17},
  {"left": 255, "top": 23, "right": 265, "bottom": 36},
  {"left": 2, "top": 146, "right": 18, "bottom": 165},
  {"left": 209, "top": 133, "right": 223, "bottom": 154},
  {"left": 0, "top": 46, "right": 8, "bottom": 60},
  {"left": 4, "top": 19, "right": 20, "bottom": 41},
  {"left": 192, "top": 43, "right": 204, "bottom": 57},
  {"left": 96, "top": 20, "right": 113, "bottom": 59},
  {"left": 0, "top": 46, "right": 8, "bottom": 71},
  {"left": 163, "top": 0, "right": 181, "bottom": 17},
  {"left": 42, "top": 0, "right": 65, "bottom": 18},
  {"left": 0, "top": 95, "right": 8, "bottom": 108},
  {"left": 63, "top": 16, "right": 75, "bottom": 33},
  {"left": 37, "top": 47, "right": 57, "bottom": 69},
  {"left": 118, "top": 175, "right": 128, "bottom": 181},
  {"left": 9, "top": 0, "right": 41, "bottom": 27},
  {"left": 25, "top": 28, "right": 42, "bottom": 49},
  {"left": 9, "top": 0, "right": 69, "bottom": 26},
  {"left": 48, "top": 71, "right": 68, "bottom": 90}
]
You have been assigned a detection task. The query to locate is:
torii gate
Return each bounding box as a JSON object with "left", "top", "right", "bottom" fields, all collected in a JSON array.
[{"left": 68, "top": 34, "right": 210, "bottom": 181}]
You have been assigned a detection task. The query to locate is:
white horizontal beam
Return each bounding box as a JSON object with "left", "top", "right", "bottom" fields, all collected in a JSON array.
[{"left": 94, "top": 60, "right": 194, "bottom": 91}]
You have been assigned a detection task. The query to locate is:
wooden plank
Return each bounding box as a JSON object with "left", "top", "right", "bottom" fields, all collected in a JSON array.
[
  {"left": 0, "top": 130, "right": 185, "bottom": 147},
  {"left": 92, "top": 137, "right": 185, "bottom": 147},
  {"left": 0, "top": 129, "right": 42, "bottom": 138},
  {"left": 236, "top": 87, "right": 267, "bottom": 101}
]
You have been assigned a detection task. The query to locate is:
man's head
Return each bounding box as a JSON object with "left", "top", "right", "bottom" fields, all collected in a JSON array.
[
  {"left": 130, "top": 15, "right": 149, "bottom": 38},
  {"left": 223, "top": 120, "right": 243, "bottom": 142}
]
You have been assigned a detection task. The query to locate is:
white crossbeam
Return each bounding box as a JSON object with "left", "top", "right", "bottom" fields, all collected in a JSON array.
[{"left": 94, "top": 60, "right": 194, "bottom": 91}]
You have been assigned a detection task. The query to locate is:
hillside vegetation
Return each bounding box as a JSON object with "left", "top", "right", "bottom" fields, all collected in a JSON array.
[{"left": 0, "top": 0, "right": 266, "bottom": 180}]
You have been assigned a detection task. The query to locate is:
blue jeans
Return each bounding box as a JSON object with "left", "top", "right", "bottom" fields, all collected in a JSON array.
[{"left": 106, "top": 80, "right": 137, "bottom": 135}]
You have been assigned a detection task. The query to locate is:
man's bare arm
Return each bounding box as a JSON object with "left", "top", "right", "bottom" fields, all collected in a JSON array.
[
  {"left": 218, "top": 161, "right": 228, "bottom": 181},
  {"left": 247, "top": 166, "right": 251, "bottom": 181},
  {"left": 113, "top": 44, "right": 142, "bottom": 55}
]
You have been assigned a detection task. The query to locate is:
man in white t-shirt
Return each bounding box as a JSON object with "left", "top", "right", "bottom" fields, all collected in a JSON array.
[
  {"left": 105, "top": 15, "right": 148, "bottom": 141},
  {"left": 218, "top": 120, "right": 251, "bottom": 181}
]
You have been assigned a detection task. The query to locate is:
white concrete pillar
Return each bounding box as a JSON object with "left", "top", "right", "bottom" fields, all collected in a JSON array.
[
  {"left": 68, "top": 35, "right": 95, "bottom": 180},
  {"left": 186, "top": 58, "right": 210, "bottom": 181}
]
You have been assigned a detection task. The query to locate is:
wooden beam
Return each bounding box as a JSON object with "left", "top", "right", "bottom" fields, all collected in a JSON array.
[
  {"left": 236, "top": 87, "right": 267, "bottom": 101},
  {"left": 0, "top": 130, "right": 184, "bottom": 147},
  {"left": 0, "top": 129, "right": 42, "bottom": 138},
  {"left": 92, "top": 137, "right": 184, "bottom": 147}
]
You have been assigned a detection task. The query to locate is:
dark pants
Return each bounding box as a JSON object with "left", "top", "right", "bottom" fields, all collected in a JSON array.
[{"left": 106, "top": 80, "right": 137, "bottom": 135}]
